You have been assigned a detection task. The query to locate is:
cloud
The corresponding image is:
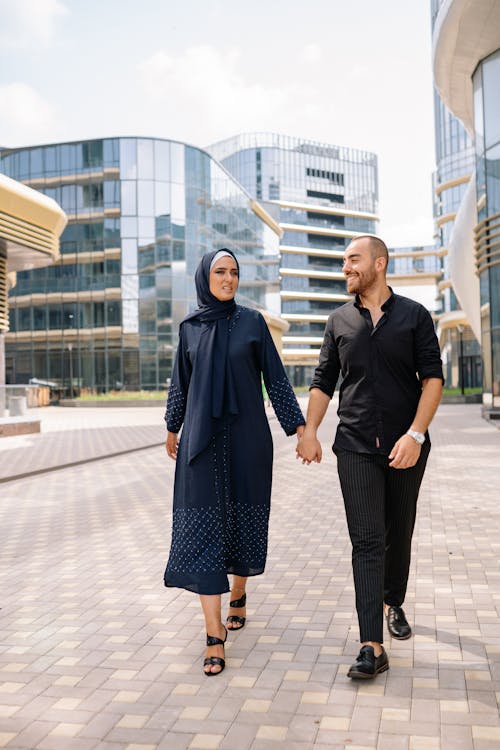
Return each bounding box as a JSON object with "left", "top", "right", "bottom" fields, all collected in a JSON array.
[
  {"left": 0, "top": 83, "right": 57, "bottom": 147},
  {"left": 133, "top": 43, "right": 436, "bottom": 247},
  {"left": 0, "top": 0, "right": 68, "bottom": 50},
  {"left": 136, "top": 45, "right": 293, "bottom": 143},
  {"left": 134, "top": 43, "right": 381, "bottom": 149},
  {"left": 300, "top": 44, "right": 322, "bottom": 64}
]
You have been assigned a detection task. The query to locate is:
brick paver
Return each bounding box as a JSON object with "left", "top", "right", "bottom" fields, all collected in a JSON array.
[
  {"left": 0, "top": 401, "right": 499, "bottom": 749},
  {"left": 0, "top": 406, "right": 165, "bottom": 482}
]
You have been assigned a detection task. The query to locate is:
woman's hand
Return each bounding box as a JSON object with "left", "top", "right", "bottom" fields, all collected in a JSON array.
[
  {"left": 166, "top": 431, "right": 179, "bottom": 460},
  {"left": 296, "top": 427, "right": 322, "bottom": 464}
]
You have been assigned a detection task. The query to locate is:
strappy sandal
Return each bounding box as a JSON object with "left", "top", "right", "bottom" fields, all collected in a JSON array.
[
  {"left": 226, "top": 592, "right": 247, "bottom": 630},
  {"left": 203, "top": 625, "right": 227, "bottom": 676}
]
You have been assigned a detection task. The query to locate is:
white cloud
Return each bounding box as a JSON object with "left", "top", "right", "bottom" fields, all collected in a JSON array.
[
  {"left": 300, "top": 43, "right": 322, "bottom": 64},
  {"left": 0, "top": 0, "right": 68, "bottom": 49},
  {"left": 0, "top": 83, "right": 57, "bottom": 147},
  {"left": 136, "top": 45, "right": 294, "bottom": 143},
  {"left": 132, "top": 43, "right": 438, "bottom": 248}
]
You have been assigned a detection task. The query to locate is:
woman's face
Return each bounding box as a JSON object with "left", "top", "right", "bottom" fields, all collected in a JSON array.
[{"left": 209, "top": 255, "right": 239, "bottom": 302}]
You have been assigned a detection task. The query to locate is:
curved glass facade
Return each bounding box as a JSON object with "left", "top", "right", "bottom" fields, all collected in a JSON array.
[
  {"left": 473, "top": 50, "right": 500, "bottom": 402},
  {"left": 1, "top": 138, "right": 280, "bottom": 392},
  {"left": 431, "top": 3, "right": 482, "bottom": 389},
  {"left": 209, "top": 133, "right": 378, "bottom": 383}
]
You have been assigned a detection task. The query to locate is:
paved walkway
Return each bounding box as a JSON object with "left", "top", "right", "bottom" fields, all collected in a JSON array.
[
  {"left": 0, "top": 406, "right": 166, "bottom": 482},
  {"left": 0, "top": 402, "right": 499, "bottom": 750}
]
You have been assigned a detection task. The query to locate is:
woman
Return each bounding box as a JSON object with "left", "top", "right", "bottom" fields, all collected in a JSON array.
[{"left": 164, "top": 248, "right": 305, "bottom": 676}]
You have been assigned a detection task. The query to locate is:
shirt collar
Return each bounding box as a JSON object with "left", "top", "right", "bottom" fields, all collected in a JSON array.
[{"left": 354, "top": 287, "right": 395, "bottom": 311}]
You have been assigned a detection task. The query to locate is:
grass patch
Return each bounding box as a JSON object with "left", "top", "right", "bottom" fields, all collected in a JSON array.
[
  {"left": 442, "top": 387, "right": 482, "bottom": 396},
  {"left": 75, "top": 390, "right": 167, "bottom": 401}
]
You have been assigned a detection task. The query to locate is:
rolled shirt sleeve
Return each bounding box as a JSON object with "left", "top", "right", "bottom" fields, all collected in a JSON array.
[
  {"left": 414, "top": 307, "right": 445, "bottom": 383},
  {"left": 310, "top": 317, "right": 341, "bottom": 398}
]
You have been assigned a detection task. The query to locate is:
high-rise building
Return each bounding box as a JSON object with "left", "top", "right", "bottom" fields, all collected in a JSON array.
[
  {"left": 1, "top": 137, "right": 281, "bottom": 392},
  {"left": 432, "top": 0, "right": 500, "bottom": 413},
  {"left": 431, "top": 0, "right": 483, "bottom": 392},
  {"left": 208, "top": 133, "right": 379, "bottom": 384},
  {"left": 387, "top": 245, "right": 442, "bottom": 313}
]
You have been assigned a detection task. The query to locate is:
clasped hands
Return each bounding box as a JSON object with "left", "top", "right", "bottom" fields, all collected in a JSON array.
[{"left": 295, "top": 425, "right": 322, "bottom": 465}]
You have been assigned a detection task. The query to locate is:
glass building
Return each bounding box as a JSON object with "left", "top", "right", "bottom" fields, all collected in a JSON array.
[
  {"left": 386, "top": 245, "right": 442, "bottom": 314},
  {"left": 473, "top": 50, "right": 500, "bottom": 406},
  {"left": 433, "top": 0, "right": 500, "bottom": 411},
  {"left": 208, "top": 133, "right": 379, "bottom": 384},
  {"left": 0, "top": 138, "right": 280, "bottom": 392},
  {"left": 431, "top": 0, "right": 482, "bottom": 390}
]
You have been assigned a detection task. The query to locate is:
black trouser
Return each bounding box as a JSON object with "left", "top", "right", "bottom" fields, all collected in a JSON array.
[{"left": 335, "top": 444, "right": 430, "bottom": 644}]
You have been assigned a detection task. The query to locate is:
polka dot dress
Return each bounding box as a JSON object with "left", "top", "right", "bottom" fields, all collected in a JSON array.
[{"left": 164, "top": 306, "right": 305, "bottom": 595}]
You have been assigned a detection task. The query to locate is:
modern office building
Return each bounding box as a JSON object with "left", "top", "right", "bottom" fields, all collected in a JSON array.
[
  {"left": 430, "top": 0, "right": 483, "bottom": 391},
  {"left": 0, "top": 138, "right": 281, "bottom": 393},
  {"left": 208, "top": 133, "right": 379, "bottom": 383},
  {"left": 433, "top": 0, "right": 500, "bottom": 412},
  {"left": 387, "top": 245, "right": 442, "bottom": 313}
]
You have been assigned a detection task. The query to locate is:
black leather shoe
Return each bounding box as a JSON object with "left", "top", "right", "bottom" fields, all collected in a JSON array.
[
  {"left": 347, "top": 646, "right": 389, "bottom": 679},
  {"left": 386, "top": 605, "right": 411, "bottom": 640}
]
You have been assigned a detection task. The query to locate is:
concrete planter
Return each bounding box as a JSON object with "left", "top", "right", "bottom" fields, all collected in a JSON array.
[{"left": 0, "top": 417, "right": 41, "bottom": 437}]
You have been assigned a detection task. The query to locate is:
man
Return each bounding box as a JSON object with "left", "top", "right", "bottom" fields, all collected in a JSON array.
[{"left": 297, "top": 235, "right": 443, "bottom": 679}]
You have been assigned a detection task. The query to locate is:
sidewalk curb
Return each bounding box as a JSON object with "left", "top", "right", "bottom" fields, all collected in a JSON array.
[{"left": 0, "top": 440, "right": 165, "bottom": 485}]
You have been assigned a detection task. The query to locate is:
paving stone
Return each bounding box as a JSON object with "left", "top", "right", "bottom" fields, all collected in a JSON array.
[{"left": 0, "top": 402, "right": 499, "bottom": 749}]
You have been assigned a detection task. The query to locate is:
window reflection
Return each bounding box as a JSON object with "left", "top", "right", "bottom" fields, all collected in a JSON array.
[
  {"left": 137, "top": 181, "right": 154, "bottom": 216},
  {"left": 121, "top": 181, "right": 137, "bottom": 216},
  {"left": 155, "top": 181, "right": 170, "bottom": 216},
  {"left": 119, "top": 139, "right": 137, "bottom": 179},
  {"left": 483, "top": 51, "right": 500, "bottom": 150},
  {"left": 485, "top": 143, "right": 500, "bottom": 214},
  {"left": 137, "top": 139, "right": 154, "bottom": 179},
  {"left": 171, "top": 143, "right": 185, "bottom": 184},
  {"left": 2, "top": 136, "right": 282, "bottom": 390}
]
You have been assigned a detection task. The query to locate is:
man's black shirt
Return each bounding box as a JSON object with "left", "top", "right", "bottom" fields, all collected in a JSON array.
[{"left": 310, "top": 290, "right": 444, "bottom": 455}]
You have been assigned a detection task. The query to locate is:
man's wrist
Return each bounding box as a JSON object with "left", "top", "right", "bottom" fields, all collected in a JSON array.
[
  {"left": 406, "top": 429, "right": 425, "bottom": 445},
  {"left": 303, "top": 425, "right": 318, "bottom": 437}
]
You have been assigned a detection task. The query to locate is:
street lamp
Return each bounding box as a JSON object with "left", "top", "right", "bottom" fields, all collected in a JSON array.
[
  {"left": 67, "top": 343, "right": 74, "bottom": 400},
  {"left": 457, "top": 325, "right": 465, "bottom": 396}
]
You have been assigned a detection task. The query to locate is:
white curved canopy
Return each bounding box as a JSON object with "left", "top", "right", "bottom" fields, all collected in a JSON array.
[
  {"left": 433, "top": 0, "right": 500, "bottom": 133},
  {"left": 447, "top": 173, "right": 481, "bottom": 340},
  {"left": 0, "top": 173, "right": 67, "bottom": 272}
]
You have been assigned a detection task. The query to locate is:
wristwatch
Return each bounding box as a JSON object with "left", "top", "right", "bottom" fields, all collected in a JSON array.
[{"left": 406, "top": 429, "right": 425, "bottom": 445}]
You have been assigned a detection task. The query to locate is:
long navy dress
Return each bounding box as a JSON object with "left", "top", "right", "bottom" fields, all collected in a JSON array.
[{"left": 164, "top": 305, "right": 305, "bottom": 595}]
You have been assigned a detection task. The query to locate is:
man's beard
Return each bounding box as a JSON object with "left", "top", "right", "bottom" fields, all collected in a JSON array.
[{"left": 346, "top": 268, "right": 377, "bottom": 295}]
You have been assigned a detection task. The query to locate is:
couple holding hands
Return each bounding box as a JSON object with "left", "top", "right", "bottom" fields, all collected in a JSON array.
[{"left": 163, "top": 236, "right": 443, "bottom": 678}]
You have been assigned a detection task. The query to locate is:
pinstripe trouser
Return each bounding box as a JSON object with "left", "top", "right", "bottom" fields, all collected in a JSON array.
[{"left": 335, "top": 443, "right": 430, "bottom": 643}]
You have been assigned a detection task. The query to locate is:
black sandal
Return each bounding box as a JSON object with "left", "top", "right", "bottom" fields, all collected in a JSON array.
[
  {"left": 203, "top": 626, "right": 227, "bottom": 676},
  {"left": 226, "top": 592, "right": 247, "bottom": 630}
]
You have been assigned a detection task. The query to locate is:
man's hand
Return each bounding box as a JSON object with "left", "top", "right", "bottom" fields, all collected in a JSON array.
[
  {"left": 296, "top": 428, "right": 322, "bottom": 464},
  {"left": 166, "top": 431, "right": 179, "bottom": 460},
  {"left": 388, "top": 434, "right": 421, "bottom": 469}
]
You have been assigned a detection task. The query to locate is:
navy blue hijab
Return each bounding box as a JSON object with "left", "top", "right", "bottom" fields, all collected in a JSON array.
[{"left": 183, "top": 249, "right": 240, "bottom": 463}]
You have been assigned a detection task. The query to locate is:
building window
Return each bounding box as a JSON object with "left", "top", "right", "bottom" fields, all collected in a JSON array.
[
  {"left": 306, "top": 189, "right": 344, "bottom": 204},
  {"left": 306, "top": 167, "right": 344, "bottom": 186}
]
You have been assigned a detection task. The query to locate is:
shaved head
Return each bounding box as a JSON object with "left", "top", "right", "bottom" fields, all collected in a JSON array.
[{"left": 350, "top": 235, "right": 389, "bottom": 267}]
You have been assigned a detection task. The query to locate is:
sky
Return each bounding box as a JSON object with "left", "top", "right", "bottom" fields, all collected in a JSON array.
[{"left": 0, "top": 0, "right": 438, "bottom": 247}]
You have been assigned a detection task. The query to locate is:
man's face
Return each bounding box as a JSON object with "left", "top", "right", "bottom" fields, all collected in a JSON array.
[{"left": 342, "top": 240, "right": 378, "bottom": 295}]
